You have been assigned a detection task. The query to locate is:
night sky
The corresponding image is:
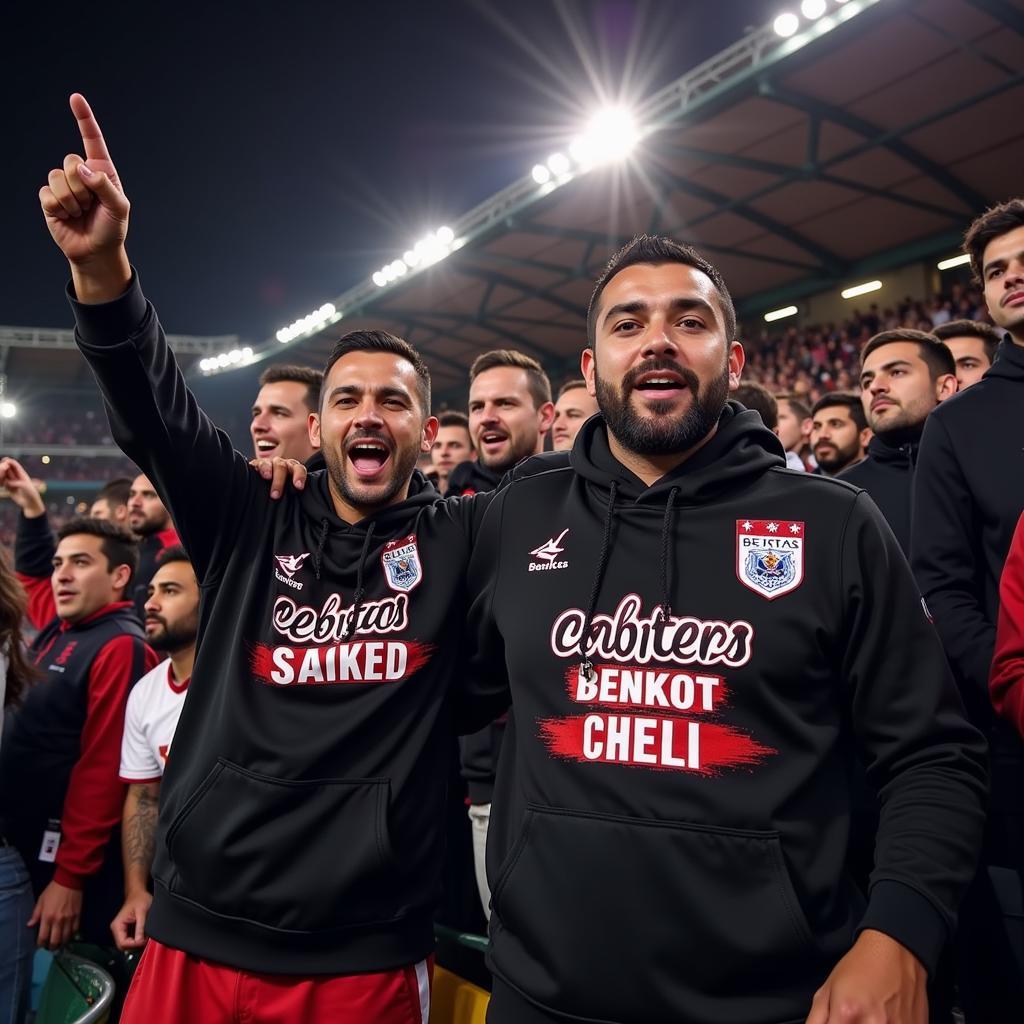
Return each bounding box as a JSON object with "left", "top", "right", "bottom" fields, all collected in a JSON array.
[{"left": 5, "top": 1, "right": 776, "bottom": 348}]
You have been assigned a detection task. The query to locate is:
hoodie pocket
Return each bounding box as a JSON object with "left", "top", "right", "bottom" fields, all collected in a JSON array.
[
  {"left": 165, "top": 759, "right": 398, "bottom": 933},
  {"left": 490, "top": 805, "right": 823, "bottom": 1024}
]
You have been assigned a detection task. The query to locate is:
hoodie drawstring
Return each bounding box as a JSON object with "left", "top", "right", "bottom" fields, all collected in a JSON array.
[
  {"left": 340, "top": 523, "right": 376, "bottom": 642},
  {"left": 658, "top": 487, "right": 680, "bottom": 623},
  {"left": 313, "top": 518, "right": 329, "bottom": 581},
  {"left": 579, "top": 481, "right": 617, "bottom": 681}
]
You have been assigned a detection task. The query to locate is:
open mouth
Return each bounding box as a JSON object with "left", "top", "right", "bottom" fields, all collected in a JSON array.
[
  {"left": 631, "top": 372, "right": 688, "bottom": 398},
  {"left": 347, "top": 438, "right": 392, "bottom": 480},
  {"left": 255, "top": 439, "right": 279, "bottom": 454},
  {"left": 479, "top": 431, "right": 508, "bottom": 452}
]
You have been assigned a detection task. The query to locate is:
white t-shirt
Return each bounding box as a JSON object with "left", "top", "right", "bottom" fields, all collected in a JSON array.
[{"left": 119, "top": 658, "right": 189, "bottom": 782}]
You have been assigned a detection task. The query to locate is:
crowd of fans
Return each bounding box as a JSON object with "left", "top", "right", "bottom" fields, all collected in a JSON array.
[{"left": 2, "top": 175, "right": 1024, "bottom": 1024}]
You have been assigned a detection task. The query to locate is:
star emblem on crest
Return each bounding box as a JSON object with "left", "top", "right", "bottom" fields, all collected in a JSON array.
[
  {"left": 742, "top": 521, "right": 753, "bottom": 531},
  {"left": 767, "top": 522, "right": 779, "bottom": 533},
  {"left": 789, "top": 523, "right": 801, "bottom": 534}
]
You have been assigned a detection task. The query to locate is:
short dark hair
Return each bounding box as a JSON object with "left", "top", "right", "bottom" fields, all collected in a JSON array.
[
  {"left": 322, "top": 331, "right": 431, "bottom": 417},
  {"left": 557, "top": 379, "right": 588, "bottom": 400},
  {"left": 469, "top": 350, "right": 552, "bottom": 408},
  {"left": 933, "top": 318, "right": 1001, "bottom": 364},
  {"left": 811, "top": 392, "right": 867, "bottom": 433},
  {"left": 438, "top": 410, "right": 469, "bottom": 430},
  {"left": 861, "top": 329, "right": 955, "bottom": 381},
  {"left": 259, "top": 364, "right": 323, "bottom": 413},
  {"left": 56, "top": 517, "right": 139, "bottom": 585},
  {"left": 776, "top": 393, "right": 811, "bottom": 422},
  {"left": 95, "top": 477, "right": 132, "bottom": 508},
  {"left": 586, "top": 235, "right": 737, "bottom": 347},
  {"left": 733, "top": 382, "right": 778, "bottom": 430},
  {"left": 156, "top": 544, "right": 191, "bottom": 568},
  {"left": 964, "top": 198, "right": 1024, "bottom": 283}
]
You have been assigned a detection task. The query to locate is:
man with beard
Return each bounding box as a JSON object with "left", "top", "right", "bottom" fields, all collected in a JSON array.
[
  {"left": 448, "top": 349, "right": 554, "bottom": 496},
  {"left": 465, "top": 235, "right": 986, "bottom": 1024},
  {"left": 90, "top": 476, "right": 132, "bottom": 524},
  {"left": 39, "top": 94, "right": 490, "bottom": 1023},
  {"left": 111, "top": 546, "right": 198, "bottom": 951},
  {"left": 127, "top": 473, "right": 179, "bottom": 620},
  {"left": 809, "top": 392, "right": 870, "bottom": 477},
  {"left": 913, "top": 199, "right": 1024, "bottom": 1018},
  {"left": 840, "top": 330, "right": 956, "bottom": 554},
  {"left": 932, "top": 319, "right": 1001, "bottom": 391},
  {"left": 551, "top": 379, "right": 599, "bottom": 452}
]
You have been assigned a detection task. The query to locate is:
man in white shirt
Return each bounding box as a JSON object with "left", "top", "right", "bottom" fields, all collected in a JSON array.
[{"left": 111, "top": 547, "right": 198, "bottom": 950}]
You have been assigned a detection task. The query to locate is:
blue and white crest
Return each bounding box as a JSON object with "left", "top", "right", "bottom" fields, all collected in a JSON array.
[
  {"left": 381, "top": 534, "right": 423, "bottom": 594},
  {"left": 736, "top": 520, "right": 805, "bottom": 600}
]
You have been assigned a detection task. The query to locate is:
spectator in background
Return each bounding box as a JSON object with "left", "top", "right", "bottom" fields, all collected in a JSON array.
[
  {"left": 933, "top": 319, "right": 1001, "bottom": 391},
  {"left": 913, "top": 198, "right": 1024, "bottom": 1018},
  {"left": 111, "top": 546, "right": 198, "bottom": 952},
  {"left": 0, "top": 515, "right": 157, "bottom": 950},
  {"left": 0, "top": 552, "right": 40, "bottom": 1024},
  {"left": 90, "top": 475, "right": 132, "bottom": 525},
  {"left": 453, "top": 349, "right": 553, "bottom": 920},
  {"left": 809, "top": 393, "right": 870, "bottom": 477},
  {"left": 776, "top": 393, "right": 813, "bottom": 472},
  {"left": 840, "top": 330, "right": 956, "bottom": 554},
  {"left": 992, "top": 511, "right": 1024, "bottom": 741},
  {"left": 733, "top": 381, "right": 778, "bottom": 429},
  {"left": 249, "top": 364, "right": 322, "bottom": 466},
  {"left": 127, "top": 474, "right": 179, "bottom": 621},
  {"left": 430, "top": 411, "right": 474, "bottom": 495},
  {"left": 449, "top": 349, "right": 554, "bottom": 496},
  {"left": 551, "top": 379, "right": 599, "bottom": 452}
]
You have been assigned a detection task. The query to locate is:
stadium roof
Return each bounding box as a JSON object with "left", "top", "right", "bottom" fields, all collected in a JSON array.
[
  {"left": 214, "top": 0, "right": 1023, "bottom": 401},
  {"left": 10, "top": 0, "right": 1024, "bottom": 407}
]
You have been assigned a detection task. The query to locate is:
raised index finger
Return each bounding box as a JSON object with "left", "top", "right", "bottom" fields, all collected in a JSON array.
[{"left": 69, "top": 93, "right": 114, "bottom": 165}]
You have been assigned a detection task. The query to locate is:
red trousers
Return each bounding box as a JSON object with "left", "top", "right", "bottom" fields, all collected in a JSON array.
[{"left": 121, "top": 939, "right": 433, "bottom": 1024}]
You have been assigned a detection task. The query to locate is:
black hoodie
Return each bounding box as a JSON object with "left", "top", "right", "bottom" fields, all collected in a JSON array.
[
  {"left": 467, "top": 406, "right": 986, "bottom": 1024},
  {"left": 70, "top": 275, "right": 488, "bottom": 975},
  {"left": 839, "top": 434, "right": 919, "bottom": 555}
]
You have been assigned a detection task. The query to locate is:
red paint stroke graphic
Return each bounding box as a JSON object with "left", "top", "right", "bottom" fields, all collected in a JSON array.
[
  {"left": 249, "top": 640, "right": 433, "bottom": 687},
  {"left": 538, "top": 713, "right": 776, "bottom": 775}
]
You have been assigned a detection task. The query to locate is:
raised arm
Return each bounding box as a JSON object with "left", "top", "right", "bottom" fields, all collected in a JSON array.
[{"left": 39, "top": 95, "right": 259, "bottom": 581}]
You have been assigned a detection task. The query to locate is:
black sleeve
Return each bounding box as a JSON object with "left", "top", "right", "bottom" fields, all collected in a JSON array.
[
  {"left": 911, "top": 413, "right": 993, "bottom": 698},
  {"left": 69, "top": 272, "right": 258, "bottom": 584},
  {"left": 842, "top": 491, "right": 988, "bottom": 974},
  {"left": 14, "top": 511, "right": 56, "bottom": 578},
  {"left": 456, "top": 487, "right": 512, "bottom": 734}
]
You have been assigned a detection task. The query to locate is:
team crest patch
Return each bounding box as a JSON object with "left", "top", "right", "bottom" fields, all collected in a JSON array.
[
  {"left": 381, "top": 534, "right": 423, "bottom": 593},
  {"left": 736, "top": 520, "right": 804, "bottom": 600}
]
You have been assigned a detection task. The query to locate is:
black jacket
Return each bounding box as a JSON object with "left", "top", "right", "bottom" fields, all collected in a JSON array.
[
  {"left": 71, "top": 274, "right": 487, "bottom": 975},
  {"left": 912, "top": 339, "right": 1024, "bottom": 723},
  {"left": 839, "top": 434, "right": 918, "bottom": 555},
  {"left": 447, "top": 459, "right": 500, "bottom": 497},
  {"left": 467, "top": 407, "right": 986, "bottom": 1024}
]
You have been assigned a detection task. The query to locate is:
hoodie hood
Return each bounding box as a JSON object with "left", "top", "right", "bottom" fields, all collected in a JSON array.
[
  {"left": 571, "top": 400, "right": 785, "bottom": 505},
  {"left": 866, "top": 432, "right": 919, "bottom": 466},
  {"left": 447, "top": 458, "right": 502, "bottom": 495},
  {"left": 986, "top": 336, "right": 1024, "bottom": 383}
]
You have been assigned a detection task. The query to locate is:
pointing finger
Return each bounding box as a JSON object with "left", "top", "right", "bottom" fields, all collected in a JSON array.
[{"left": 69, "top": 93, "right": 115, "bottom": 167}]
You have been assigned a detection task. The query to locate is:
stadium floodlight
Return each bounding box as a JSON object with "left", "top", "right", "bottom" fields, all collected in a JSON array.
[
  {"left": 242, "top": 347, "right": 254, "bottom": 361},
  {"left": 773, "top": 12, "right": 800, "bottom": 36},
  {"left": 571, "top": 106, "right": 639, "bottom": 167},
  {"left": 547, "top": 152, "right": 570, "bottom": 177},
  {"left": 0, "top": 402, "right": 17, "bottom": 419},
  {"left": 800, "top": 0, "right": 827, "bottom": 18},
  {"left": 764, "top": 305, "right": 799, "bottom": 322},
  {"left": 937, "top": 253, "right": 971, "bottom": 271},
  {"left": 436, "top": 226, "right": 455, "bottom": 245},
  {"left": 42, "top": 455, "right": 51, "bottom": 465},
  {"left": 841, "top": 279, "right": 882, "bottom": 299},
  {"left": 372, "top": 271, "right": 388, "bottom": 288},
  {"left": 532, "top": 164, "right": 551, "bottom": 185}
]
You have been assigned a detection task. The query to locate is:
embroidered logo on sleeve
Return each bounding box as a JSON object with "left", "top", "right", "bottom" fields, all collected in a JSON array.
[{"left": 382, "top": 535, "right": 423, "bottom": 593}]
